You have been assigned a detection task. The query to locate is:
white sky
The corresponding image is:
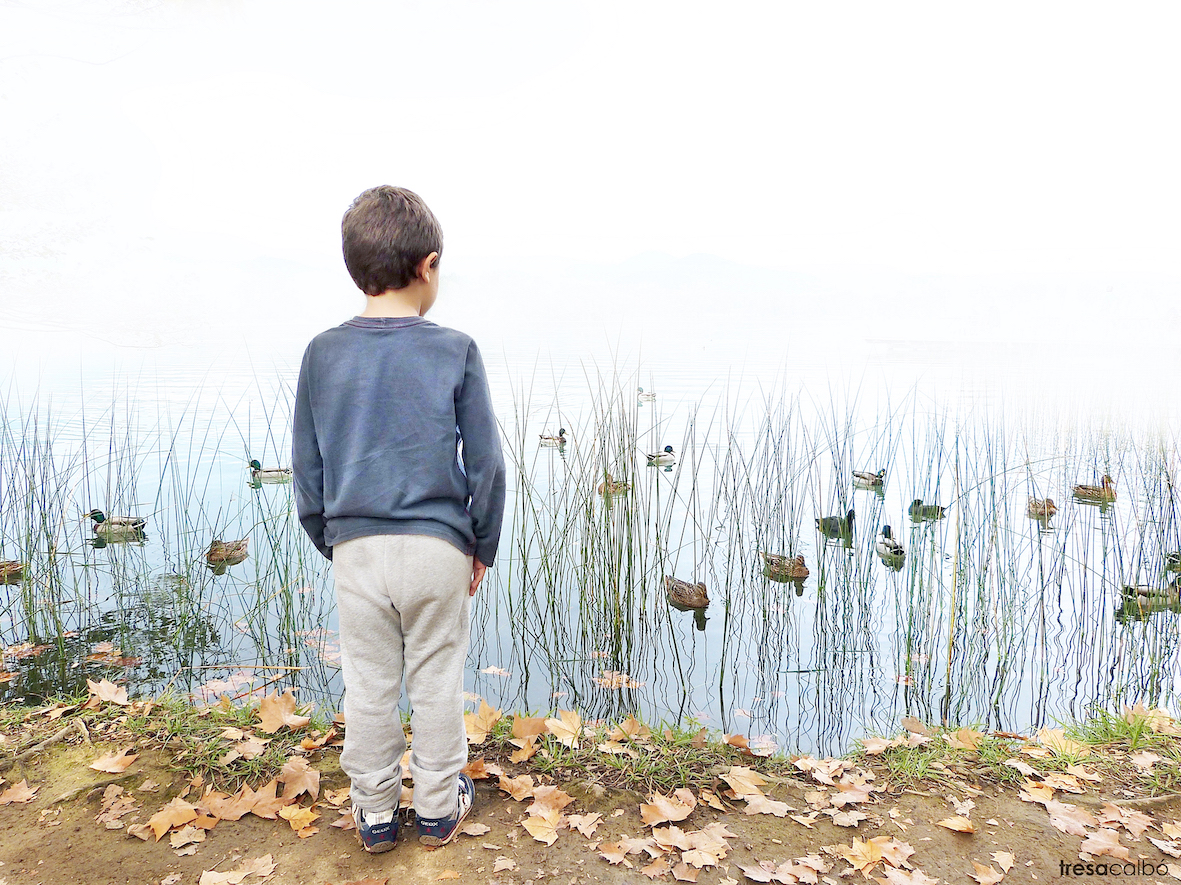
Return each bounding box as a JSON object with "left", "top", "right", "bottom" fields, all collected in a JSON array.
[{"left": 1, "top": 0, "right": 1180, "bottom": 358}]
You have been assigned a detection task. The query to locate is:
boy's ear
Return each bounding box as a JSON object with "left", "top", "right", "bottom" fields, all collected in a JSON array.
[{"left": 417, "top": 252, "right": 439, "bottom": 283}]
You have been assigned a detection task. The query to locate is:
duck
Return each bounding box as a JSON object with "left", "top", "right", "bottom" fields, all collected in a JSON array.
[
  {"left": 206, "top": 538, "right": 249, "bottom": 566},
  {"left": 0, "top": 561, "right": 24, "bottom": 584},
  {"left": 1165, "top": 552, "right": 1181, "bottom": 573},
  {"left": 908, "top": 499, "right": 946, "bottom": 521},
  {"left": 1120, "top": 583, "right": 1181, "bottom": 606},
  {"left": 664, "top": 576, "right": 708, "bottom": 608},
  {"left": 1073, "top": 474, "right": 1116, "bottom": 502},
  {"left": 646, "top": 445, "right": 676, "bottom": 466},
  {"left": 760, "top": 552, "right": 809, "bottom": 581},
  {"left": 875, "top": 525, "right": 905, "bottom": 561},
  {"left": 597, "top": 473, "right": 630, "bottom": 496},
  {"left": 852, "top": 469, "right": 886, "bottom": 488},
  {"left": 249, "top": 459, "right": 292, "bottom": 483},
  {"left": 1027, "top": 497, "right": 1058, "bottom": 519},
  {"left": 85, "top": 510, "right": 147, "bottom": 536},
  {"left": 636, "top": 387, "right": 656, "bottom": 403},
  {"left": 816, "top": 508, "right": 855, "bottom": 538},
  {"left": 539, "top": 428, "right": 567, "bottom": 447}
]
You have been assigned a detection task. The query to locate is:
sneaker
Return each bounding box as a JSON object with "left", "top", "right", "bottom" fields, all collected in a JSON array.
[
  {"left": 417, "top": 773, "right": 475, "bottom": 846},
  {"left": 352, "top": 805, "right": 398, "bottom": 853}
]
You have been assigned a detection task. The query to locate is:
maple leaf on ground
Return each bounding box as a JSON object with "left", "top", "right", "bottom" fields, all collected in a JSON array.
[
  {"left": 521, "top": 806, "right": 563, "bottom": 845},
  {"left": 201, "top": 789, "right": 252, "bottom": 822},
  {"left": 862, "top": 736, "right": 892, "bottom": 755},
  {"left": 936, "top": 816, "right": 975, "bottom": 833},
  {"left": 462, "top": 757, "right": 490, "bottom": 780},
  {"left": 744, "top": 793, "right": 790, "bottom": 817},
  {"left": 149, "top": 797, "right": 199, "bottom": 841},
  {"left": 1097, "top": 803, "right": 1153, "bottom": 839},
  {"left": 243, "top": 779, "right": 290, "bottom": 819},
  {"left": 545, "top": 709, "right": 583, "bottom": 748},
  {"left": 493, "top": 857, "right": 518, "bottom": 872},
  {"left": 257, "top": 690, "right": 311, "bottom": 733},
  {"left": 991, "top": 851, "right": 1015, "bottom": 872},
  {"left": 85, "top": 677, "right": 130, "bottom": 706},
  {"left": 279, "top": 803, "right": 319, "bottom": 832},
  {"left": 1003, "top": 758, "right": 1039, "bottom": 777},
  {"left": 1036, "top": 727, "right": 1089, "bottom": 757},
  {"left": 279, "top": 756, "right": 320, "bottom": 802},
  {"left": 170, "top": 825, "right": 206, "bottom": 849},
  {"left": 641, "top": 857, "right": 672, "bottom": 879},
  {"left": 1065, "top": 764, "right": 1102, "bottom": 782},
  {"left": 832, "top": 781, "right": 872, "bottom": 806},
  {"left": 829, "top": 809, "right": 868, "bottom": 827},
  {"left": 672, "top": 861, "right": 700, "bottom": 882},
  {"left": 1018, "top": 781, "right": 1054, "bottom": 806},
  {"left": 1079, "top": 827, "right": 1130, "bottom": 861},
  {"left": 498, "top": 773, "right": 534, "bottom": 802},
  {"left": 464, "top": 700, "right": 502, "bottom": 745},
  {"left": 652, "top": 825, "right": 693, "bottom": 851},
  {"left": 197, "top": 855, "right": 278, "bottom": 885},
  {"left": 1129, "top": 750, "right": 1162, "bottom": 770},
  {"left": 878, "top": 838, "right": 915, "bottom": 868},
  {"left": 597, "top": 739, "right": 640, "bottom": 758},
  {"left": 969, "top": 861, "right": 1003, "bottom": 884},
  {"left": 0, "top": 779, "right": 37, "bottom": 805},
  {"left": 510, "top": 735, "right": 539, "bottom": 763},
  {"left": 511, "top": 714, "right": 548, "bottom": 739},
  {"left": 1148, "top": 836, "right": 1181, "bottom": 858},
  {"left": 530, "top": 784, "right": 574, "bottom": 814},
  {"left": 89, "top": 748, "right": 139, "bottom": 773},
  {"left": 843, "top": 836, "right": 887, "bottom": 873},
  {"left": 567, "top": 812, "right": 602, "bottom": 838},
  {"left": 791, "top": 811, "right": 820, "bottom": 828},
  {"left": 642, "top": 790, "right": 697, "bottom": 825},
  {"left": 721, "top": 766, "right": 767, "bottom": 797},
  {"left": 1045, "top": 799, "right": 1097, "bottom": 836},
  {"left": 599, "top": 841, "right": 630, "bottom": 865},
  {"left": 611, "top": 715, "right": 653, "bottom": 742},
  {"left": 945, "top": 728, "right": 983, "bottom": 750},
  {"left": 735, "top": 861, "right": 774, "bottom": 882},
  {"left": 1041, "top": 773, "right": 1084, "bottom": 793}
]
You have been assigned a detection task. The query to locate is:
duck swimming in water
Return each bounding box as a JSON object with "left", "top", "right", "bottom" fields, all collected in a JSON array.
[
  {"left": 1073, "top": 474, "right": 1116, "bottom": 502},
  {"left": 646, "top": 445, "right": 676, "bottom": 466},
  {"left": 760, "top": 552, "right": 809, "bottom": 581},
  {"left": 664, "top": 576, "right": 708, "bottom": 608},
  {"left": 852, "top": 469, "right": 886, "bottom": 489},
  {"left": 816, "top": 509, "right": 855, "bottom": 539}
]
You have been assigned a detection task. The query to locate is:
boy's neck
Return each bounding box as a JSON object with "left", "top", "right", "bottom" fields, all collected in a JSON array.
[{"left": 359, "top": 283, "right": 430, "bottom": 318}]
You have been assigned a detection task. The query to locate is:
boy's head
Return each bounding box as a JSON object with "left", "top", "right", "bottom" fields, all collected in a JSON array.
[{"left": 341, "top": 186, "right": 443, "bottom": 296}]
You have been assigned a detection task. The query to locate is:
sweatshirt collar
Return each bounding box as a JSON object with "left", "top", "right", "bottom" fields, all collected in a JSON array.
[{"left": 345, "top": 316, "right": 432, "bottom": 329}]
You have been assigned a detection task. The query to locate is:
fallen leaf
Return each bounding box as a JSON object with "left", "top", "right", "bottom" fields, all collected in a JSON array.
[
  {"left": 149, "top": 797, "right": 198, "bottom": 841},
  {"left": 567, "top": 812, "right": 602, "bottom": 837},
  {"left": 744, "top": 793, "right": 790, "bottom": 817},
  {"left": 641, "top": 791, "right": 696, "bottom": 825},
  {"left": 1037, "top": 727, "right": 1089, "bottom": 757},
  {"left": 842, "top": 837, "right": 884, "bottom": 873},
  {"left": 170, "top": 825, "right": 206, "bottom": 849},
  {"left": 0, "top": 779, "right": 38, "bottom": 805},
  {"left": 969, "top": 862, "right": 1003, "bottom": 885},
  {"left": 278, "top": 804, "right": 319, "bottom": 831},
  {"left": 1003, "top": 758, "right": 1039, "bottom": 777},
  {"left": 936, "top": 816, "right": 975, "bottom": 833},
  {"left": 521, "top": 806, "right": 562, "bottom": 845},
  {"left": 862, "top": 736, "right": 892, "bottom": 755},
  {"left": 511, "top": 715, "right": 548, "bottom": 739},
  {"left": 672, "top": 861, "right": 700, "bottom": 881},
  {"left": 1130, "top": 750, "right": 1162, "bottom": 770},
  {"left": 87, "top": 678, "right": 130, "bottom": 706},
  {"left": 257, "top": 690, "right": 311, "bottom": 733},
  {"left": 460, "top": 822, "right": 490, "bottom": 836},
  {"left": 829, "top": 808, "right": 868, "bottom": 827},
  {"left": 545, "top": 709, "right": 583, "bottom": 748},
  {"left": 991, "top": 851, "right": 1015, "bottom": 872},
  {"left": 641, "top": 857, "right": 672, "bottom": 879},
  {"left": 1079, "top": 827, "right": 1130, "bottom": 861},
  {"left": 1097, "top": 803, "right": 1153, "bottom": 839},
  {"left": 279, "top": 756, "right": 320, "bottom": 802},
  {"left": 735, "top": 861, "right": 774, "bottom": 882},
  {"left": 498, "top": 773, "right": 534, "bottom": 801},
  {"left": 462, "top": 757, "right": 490, "bottom": 780},
  {"left": 90, "top": 748, "right": 139, "bottom": 773},
  {"left": 435, "top": 872, "right": 460, "bottom": 881},
  {"left": 464, "top": 700, "right": 502, "bottom": 745},
  {"left": 1148, "top": 836, "right": 1181, "bottom": 858},
  {"left": 493, "top": 856, "right": 518, "bottom": 872},
  {"left": 509, "top": 735, "right": 539, "bottom": 763},
  {"left": 721, "top": 766, "right": 767, "bottom": 797},
  {"left": 530, "top": 784, "right": 574, "bottom": 814},
  {"left": 945, "top": 728, "right": 983, "bottom": 750}
]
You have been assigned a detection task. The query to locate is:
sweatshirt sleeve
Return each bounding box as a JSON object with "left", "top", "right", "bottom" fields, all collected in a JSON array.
[
  {"left": 292, "top": 343, "right": 332, "bottom": 560},
  {"left": 455, "top": 340, "right": 506, "bottom": 565}
]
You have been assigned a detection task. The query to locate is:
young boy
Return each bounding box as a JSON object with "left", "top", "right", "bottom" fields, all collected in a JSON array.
[{"left": 293, "top": 185, "right": 506, "bottom": 853}]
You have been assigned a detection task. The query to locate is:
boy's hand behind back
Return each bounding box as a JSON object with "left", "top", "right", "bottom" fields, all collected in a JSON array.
[{"left": 470, "top": 558, "right": 487, "bottom": 596}]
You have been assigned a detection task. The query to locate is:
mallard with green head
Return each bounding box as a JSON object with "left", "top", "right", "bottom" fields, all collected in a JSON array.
[
  {"left": 853, "top": 469, "right": 886, "bottom": 488},
  {"left": 1165, "top": 551, "right": 1181, "bottom": 573},
  {"left": 637, "top": 387, "right": 656, "bottom": 403},
  {"left": 597, "top": 473, "right": 630, "bottom": 496},
  {"left": 539, "top": 428, "right": 567, "bottom": 446},
  {"left": 250, "top": 459, "right": 292, "bottom": 483},
  {"left": 875, "top": 525, "right": 905, "bottom": 561},
  {"left": 646, "top": 445, "right": 676, "bottom": 466},
  {"left": 908, "top": 499, "right": 946, "bottom": 521},
  {"left": 664, "top": 575, "right": 708, "bottom": 608},
  {"left": 85, "top": 510, "right": 147, "bottom": 536},
  {"left": 0, "top": 561, "right": 24, "bottom": 584},
  {"left": 760, "top": 552, "right": 809, "bottom": 581},
  {"left": 1073, "top": 474, "right": 1116, "bottom": 502}
]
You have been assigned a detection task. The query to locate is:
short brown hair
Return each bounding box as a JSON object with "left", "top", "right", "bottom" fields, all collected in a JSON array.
[{"left": 341, "top": 186, "right": 443, "bottom": 294}]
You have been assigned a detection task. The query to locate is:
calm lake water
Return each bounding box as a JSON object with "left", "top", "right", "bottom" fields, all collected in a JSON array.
[{"left": 2, "top": 302, "right": 1181, "bottom": 757}]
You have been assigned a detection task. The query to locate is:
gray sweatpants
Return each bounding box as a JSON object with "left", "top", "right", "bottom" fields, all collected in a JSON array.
[{"left": 333, "top": 534, "right": 472, "bottom": 819}]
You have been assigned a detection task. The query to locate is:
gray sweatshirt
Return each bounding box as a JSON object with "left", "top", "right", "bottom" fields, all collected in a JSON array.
[{"left": 292, "top": 316, "right": 506, "bottom": 565}]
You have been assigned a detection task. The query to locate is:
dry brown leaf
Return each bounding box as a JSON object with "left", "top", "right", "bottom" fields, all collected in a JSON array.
[
  {"left": 735, "top": 861, "right": 774, "bottom": 882},
  {"left": 936, "top": 816, "right": 975, "bottom": 833},
  {"left": 149, "top": 797, "right": 199, "bottom": 841},
  {"left": 498, "top": 773, "right": 534, "bottom": 802},
  {"left": 521, "top": 806, "right": 562, "bottom": 845},
  {"left": 461, "top": 757, "right": 490, "bottom": 780},
  {"left": 1079, "top": 827, "right": 1130, "bottom": 861},
  {"left": 278, "top": 804, "right": 319, "bottom": 831},
  {"left": 242, "top": 779, "right": 289, "bottom": 819},
  {"left": 279, "top": 756, "right": 320, "bottom": 802},
  {"left": 435, "top": 872, "right": 460, "bottom": 881},
  {"left": 641, "top": 790, "right": 696, "bottom": 825},
  {"left": 170, "top": 825, "right": 206, "bottom": 849},
  {"left": 464, "top": 700, "right": 502, "bottom": 745},
  {"left": 1003, "top": 758, "right": 1039, "bottom": 777},
  {"left": 599, "top": 841, "right": 630, "bottom": 865},
  {"left": 567, "top": 812, "right": 602, "bottom": 838},
  {"left": 0, "top": 779, "right": 36, "bottom": 806},
  {"left": 1045, "top": 799, "right": 1097, "bottom": 837},
  {"left": 610, "top": 715, "right": 653, "bottom": 742},
  {"left": 641, "top": 856, "right": 672, "bottom": 879},
  {"left": 991, "top": 851, "right": 1015, "bottom": 872},
  {"left": 842, "top": 836, "right": 885, "bottom": 873},
  {"left": 545, "top": 709, "right": 582, "bottom": 748},
  {"left": 1148, "top": 836, "right": 1181, "bottom": 858},
  {"left": 672, "top": 861, "right": 699, "bottom": 882},
  {"left": 198, "top": 854, "right": 277, "bottom": 884},
  {"left": 530, "top": 784, "right": 574, "bottom": 814},
  {"left": 790, "top": 811, "right": 820, "bottom": 828},
  {"left": 945, "top": 728, "right": 983, "bottom": 750},
  {"left": 493, "top": 856, "right": 518, "bottom": 872},
  {"left": 89, "top": 748, "right": 139, "bottom": 773},
  {"left": 1037, "top": 727, "right": 1089, "bottom": 757},
  {"left": 459, "top": 821, "right": 491, "bottom": 836},
  {"left": 881, "top": 870, "right": 941, "bottom": 885},
  {"left": 597, "top": 739, "right": 640, "bottom": 758},
  {"left": 969, "top": 861, "right": 1004, "bottom": 885},
  {"left": 862, "top": 736, "right": 892, "bottom": 755},
  {"left": 1097, "top": 802, "right": 1153, "bottom": 839},
  {"left": 1018, "top": 780, "right": 1055, "bottom": 805},
  {"left": 721, "top": 766, "right": 767, "bottom": 797},
  {"left": 1129, "top": 750, "right": 1162, "bottom": 770},
  {"left": 744, "top": 793, "right": 789, "bottom": 817},
  {"left": 257, "top": 690, "right": 311, "bottom": 733},
  {"left": 509, "top": 735, "right": 539, "bottom": 763},
  {"left": 87, "top": 678, "right": 130, "bottom": 706},
  {"left": 829, "top": 808, "right": 868, "bottom": 827}
]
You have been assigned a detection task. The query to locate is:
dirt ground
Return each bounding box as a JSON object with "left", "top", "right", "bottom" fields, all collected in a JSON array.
[{"left": 1, "top": 741, "right": 1180, "bottom": 885}]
